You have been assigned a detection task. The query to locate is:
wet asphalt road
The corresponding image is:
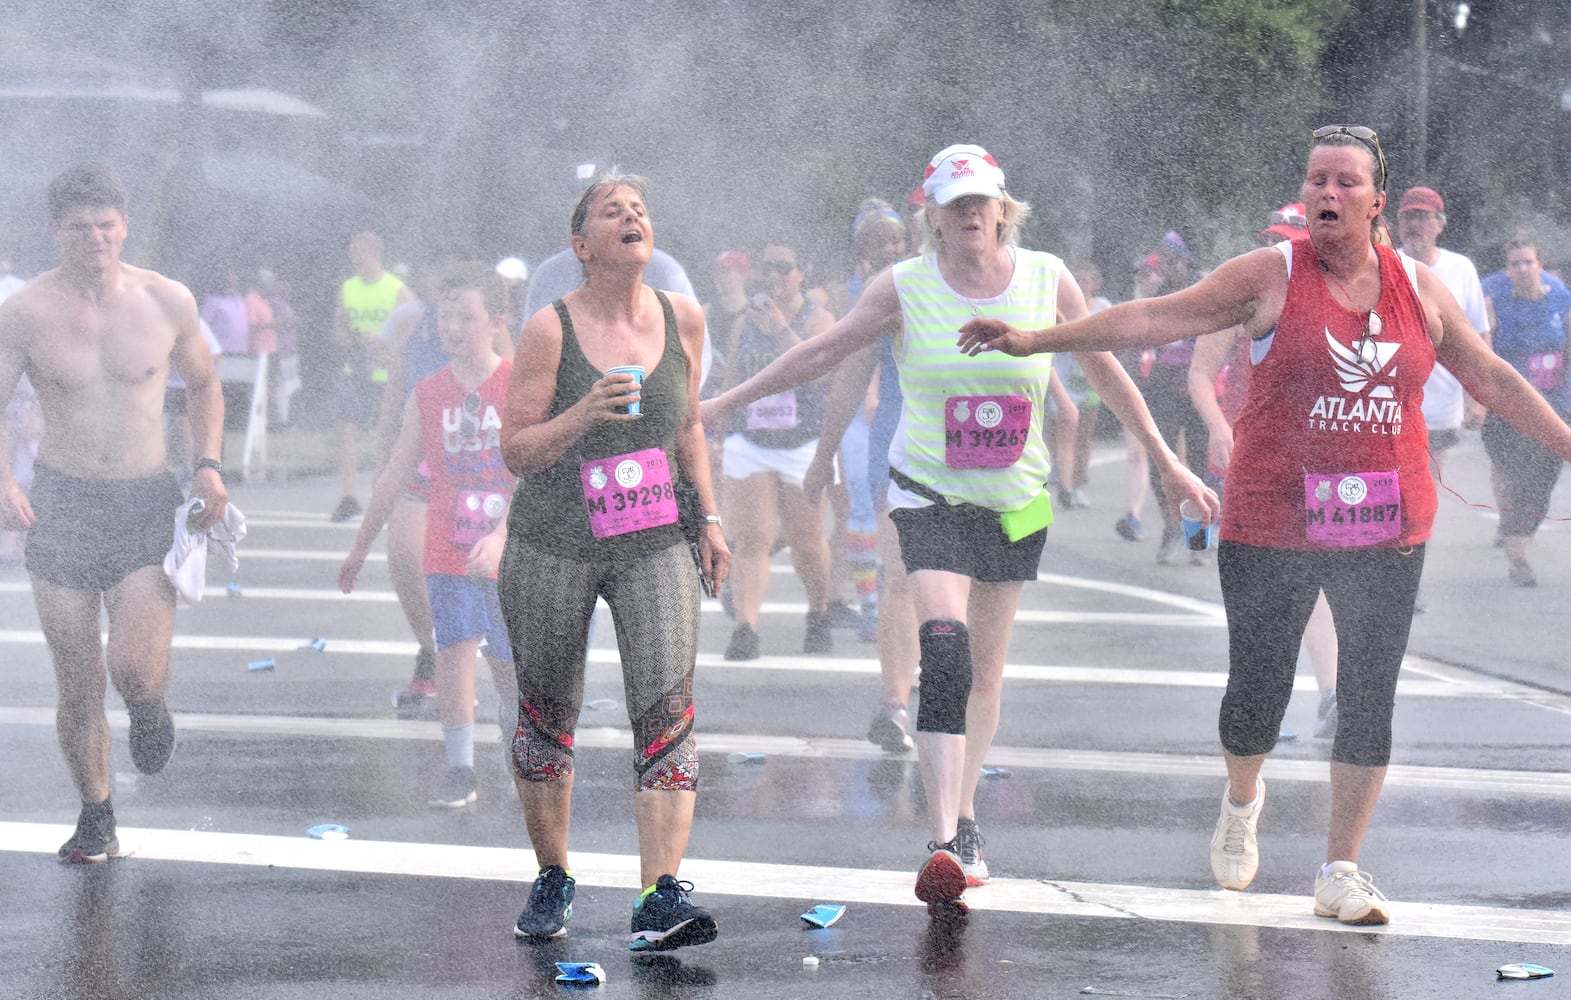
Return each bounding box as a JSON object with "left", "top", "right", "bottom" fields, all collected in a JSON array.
[{"left": 2, "top": 431, "right": 1569, "bottom": 1000}]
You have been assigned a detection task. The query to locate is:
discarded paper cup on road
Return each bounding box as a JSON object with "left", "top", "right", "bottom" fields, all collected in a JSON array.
[
  {"left": 801, "top": 904, "right": 846, "bottom": 928},
  {"left": 1497, "top": 964, "right": 1554, "bottom": 980},
  {"left": 554, "top": 962, "right": 607, "bottom": 984},
  {"left": 307, "top": 824, "right": 349, "bottom": 840}
]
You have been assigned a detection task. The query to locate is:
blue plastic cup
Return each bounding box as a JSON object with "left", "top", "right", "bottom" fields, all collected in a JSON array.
[
  {"left": 1179, "top": 499, "right": 1217, "bottom": 551},
  {"left": 607, "top": 365, "right": 645, "bottom": 416}
]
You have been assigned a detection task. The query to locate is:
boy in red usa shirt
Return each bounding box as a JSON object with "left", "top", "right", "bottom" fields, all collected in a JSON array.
[{"left": 340, "top": 264, "right": 518, "bottom": 809}]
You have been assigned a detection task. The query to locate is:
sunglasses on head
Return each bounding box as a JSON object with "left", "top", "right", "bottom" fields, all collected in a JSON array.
[
  {"left": 1311, "top": 124, "right": 1388, "bottom": 190},
  {"left": 760, "top": 260, "right": 795, "bottom": 275}
]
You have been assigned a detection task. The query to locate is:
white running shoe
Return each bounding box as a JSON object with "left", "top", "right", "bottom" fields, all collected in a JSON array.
[
  {"left": 1209, "top": 778, "right": 1264, "bottom": 890},
  {"left": 1313, "top": 861, "right": 1391, "bottom": 925}
]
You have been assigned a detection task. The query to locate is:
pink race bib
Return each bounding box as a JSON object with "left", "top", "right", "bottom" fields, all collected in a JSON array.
[
  {"left": 745, "top": 390, "right": 799, "bottom": 430},
  {"left": 1527, "top": 351, "right": 1564, "bottom": 391},
  {"left": 944, "top": 395, "right": 1031, "bottom": 469},
  {"left": 1303, "top": 471, "right": 1401, "bottom": 548},
  {"left": 581, "top": 447, "right": 678, "bottom": 539},
  {"left": 452, "top": 490, "right": 507, "bottom": 547}
]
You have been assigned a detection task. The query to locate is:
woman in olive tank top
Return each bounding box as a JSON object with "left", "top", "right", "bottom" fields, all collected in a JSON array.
[{"left": 497, "top": 174, "right": 728, "bottom": 953}]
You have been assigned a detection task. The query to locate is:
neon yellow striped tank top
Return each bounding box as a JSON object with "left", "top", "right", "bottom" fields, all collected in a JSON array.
[{"left": 888, "top": 247, "right": 1060, "bottom": 513}]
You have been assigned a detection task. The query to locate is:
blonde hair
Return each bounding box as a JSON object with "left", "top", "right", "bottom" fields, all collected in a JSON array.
[
  {"left": 1310, "top": 133, "right": 1390, "bottom": 247},
  {"left": 920, "top": 192, "right": 1032, "bottom": 254}
]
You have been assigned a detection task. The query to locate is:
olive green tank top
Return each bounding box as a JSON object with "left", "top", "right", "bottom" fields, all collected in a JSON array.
[{"left": 507, "top": 288, "right": 690, "bottom": 560}]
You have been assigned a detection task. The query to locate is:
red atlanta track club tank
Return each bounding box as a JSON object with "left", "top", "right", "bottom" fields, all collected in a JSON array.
[{"left": 1225, "top": 239, "right": 1437, "bottom": 551}]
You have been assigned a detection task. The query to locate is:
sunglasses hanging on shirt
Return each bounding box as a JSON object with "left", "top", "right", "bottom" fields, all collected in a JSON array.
[{"left": 1354, "top": 311, "right": 1385, "bottom": 366}]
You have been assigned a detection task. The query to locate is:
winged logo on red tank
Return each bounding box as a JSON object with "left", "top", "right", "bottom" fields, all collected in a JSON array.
[{"left": 1325, "top": 327, "right": 1399, "bottom": 398}]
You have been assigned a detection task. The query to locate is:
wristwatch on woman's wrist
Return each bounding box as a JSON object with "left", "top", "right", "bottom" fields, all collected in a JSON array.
[
  {"left": 703, "top": 514, "right": 723, "bottom": 528},
  {"left": 194, "top": 457, "right": 223, "bottom": 474}
]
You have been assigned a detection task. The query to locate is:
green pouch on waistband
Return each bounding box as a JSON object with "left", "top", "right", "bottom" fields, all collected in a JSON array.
[{"left": 999, "top": 490, "right": 1054, "bottom": 542}]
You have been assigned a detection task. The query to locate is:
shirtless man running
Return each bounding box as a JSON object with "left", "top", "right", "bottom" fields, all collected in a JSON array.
[{"left": 0, "top": 163, "right": 229, "bottom": 862}]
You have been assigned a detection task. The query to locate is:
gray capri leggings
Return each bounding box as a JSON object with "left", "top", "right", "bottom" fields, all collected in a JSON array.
[
  {"left": 1216, "top": 540, "right": 1425, "bottom": 768},
  {"left": 498, "top": 537, "right": 702, "bottom": 790}
]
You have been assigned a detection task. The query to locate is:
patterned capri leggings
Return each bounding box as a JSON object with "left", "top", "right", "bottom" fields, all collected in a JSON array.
[
  {"left": 1217, "top": 540, "right": 1424, "bottom": 768},
  {"left": 498, "top": 537, "right": 702, "bottom": 791}
]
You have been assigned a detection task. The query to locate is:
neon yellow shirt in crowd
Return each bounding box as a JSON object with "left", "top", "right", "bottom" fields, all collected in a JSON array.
[{"left": 341, "top": 272, "right": 405, "bottom": 338}]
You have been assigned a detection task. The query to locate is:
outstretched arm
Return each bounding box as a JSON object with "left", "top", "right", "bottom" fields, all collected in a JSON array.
[
  {"left": 802, "top": 342, "right": 881, "bottom": 503},
  {"left": 1051, "top": 268, "right": 1219, "bottom": 520},
  {"left": 957, "top": 249, "right": 1278, "bottom": 357},
  {"left": 1075, "top": 352, "right": 1220, "bottom": 522},
  {"left": 701, "top": 269, "right": 900, "bottom": 426}
]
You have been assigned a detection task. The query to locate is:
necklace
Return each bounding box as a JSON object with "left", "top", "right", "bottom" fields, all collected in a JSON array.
[
  {"left": 1317, "top": 257, "right": 1373, "bottom": 312},
  {"left": 1317, "top": 255, "right": 1383, "bottom": 365}
]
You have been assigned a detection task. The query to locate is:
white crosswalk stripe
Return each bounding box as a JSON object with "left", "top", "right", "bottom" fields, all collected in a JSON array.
[{"left": 1, "top": 822, "right": 1566, "bottom": 945}]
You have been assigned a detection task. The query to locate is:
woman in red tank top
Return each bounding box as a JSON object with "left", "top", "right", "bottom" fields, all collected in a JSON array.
[{"left": 958, "top": 125, "right": 1571, "bottom": 928}]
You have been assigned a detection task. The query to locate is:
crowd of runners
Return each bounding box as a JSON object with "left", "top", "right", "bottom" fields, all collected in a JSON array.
[{"left": 4, "top": 123, "right": 1570, "bottom": 952}]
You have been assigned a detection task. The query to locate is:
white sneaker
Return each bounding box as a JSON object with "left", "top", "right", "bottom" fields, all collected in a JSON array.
[
  {"left": 1209, "top": 779, "right": 1264, "bottom": 890},
  {"left": 1313, "top": 861, "right": 1391, "bottom": 925}
]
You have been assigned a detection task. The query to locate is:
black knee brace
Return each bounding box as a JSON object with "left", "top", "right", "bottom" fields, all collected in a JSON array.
[{"left": 915, "top": 619, "right": 971, "bottom": 734}]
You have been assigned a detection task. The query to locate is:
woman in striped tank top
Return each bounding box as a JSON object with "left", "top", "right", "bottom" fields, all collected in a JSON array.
[{"left": 703, "top": 144, "right": 1211, "bottom": 920}]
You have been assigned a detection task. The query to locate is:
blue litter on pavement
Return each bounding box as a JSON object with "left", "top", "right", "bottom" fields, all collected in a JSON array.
[
  {"left": 247, "top": 658, "right": 275, "bottom": 672},
  {"left": 801, "top": 904, "right": 846, "bottom": 928},
  {"left": 226, "top": 581, "right": 242, "bottom": 598},
  {"left": 1497, "top": 963, "right": 1554, "bottom": 980},
  {"left": 307, "top": 824, "right": 349, "bottom": 840},
  {"left": 727, "top": 752, "right": 767, "bottom": 765},
  {"left": 554, "top": 962, "right": 606, "bottom": 985},
  {"left": 302, "top": 637, "right": 327, "bottom": 651},
  {"left": 981, "top": 766, "right": 1011, "bottom": 778}
]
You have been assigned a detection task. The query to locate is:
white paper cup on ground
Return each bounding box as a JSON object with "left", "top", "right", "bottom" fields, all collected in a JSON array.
[{"left": 607, "top": 365, "right": 645, "bottom": 416}]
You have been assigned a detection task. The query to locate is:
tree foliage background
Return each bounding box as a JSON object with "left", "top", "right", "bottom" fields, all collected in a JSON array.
[{"left": 5, "top": 0, "right": 1571, "bottom": 300}]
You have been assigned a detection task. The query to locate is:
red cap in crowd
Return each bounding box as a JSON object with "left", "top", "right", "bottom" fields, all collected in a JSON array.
[{"left": 1399, "top": 186, "right": 1444, "bottom": 215}]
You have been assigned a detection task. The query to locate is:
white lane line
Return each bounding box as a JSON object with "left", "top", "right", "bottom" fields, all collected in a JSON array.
[
  {"left": 1034, "top": 571, "right": 1223, "bottom": 616},
  {"left": 0, "top": 580, "right": 1219, "bottom": 625},
  {"left": 0, "top": 631, "right": 1464, "bottom": 696},
  {"left": 243, "top": 517, "right": 359, "bottom": 529},
  {"left": 4, "top": 706, "right": 1567, "bottom": 797},
  {"left": 196, "top": 549, "right": 384, "bottom": 562},
  {"left": 0, "top": 821, "right": 1564, "bottom": 945},
  {"left": 1402, "top": 655, "right": 1571, "bottom": 718}
]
